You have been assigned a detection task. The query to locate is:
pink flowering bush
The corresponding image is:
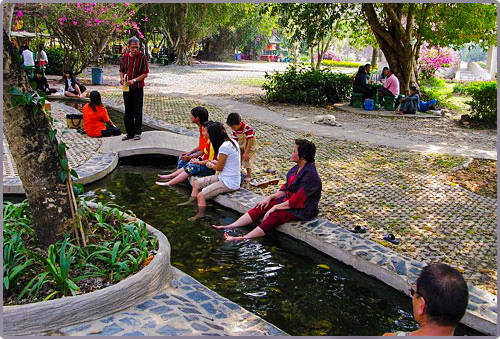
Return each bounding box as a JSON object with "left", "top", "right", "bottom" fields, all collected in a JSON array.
[
  {"left": 26, "top": 3, "right": 145, "bottom": 74},
  {"left": 313, "top": 51, "right": 340, "bottom": 61},
  {"left": 418, "top": 44, "right": 460, "bottom": 80}
]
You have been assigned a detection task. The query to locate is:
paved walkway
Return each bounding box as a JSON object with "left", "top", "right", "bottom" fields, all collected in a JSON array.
[{"left": 52, "top": 268, "right": 285, "bottom": 336}]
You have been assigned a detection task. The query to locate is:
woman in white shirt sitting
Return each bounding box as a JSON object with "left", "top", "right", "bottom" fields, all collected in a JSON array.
[{"left": 179, "top": 122, "right": 241, "bottom": 221}]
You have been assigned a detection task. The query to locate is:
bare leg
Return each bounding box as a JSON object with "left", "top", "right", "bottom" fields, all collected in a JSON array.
[
  {"left": 156, "top": 171, "right": 189, "bottom": 186},
  {"left": 158, "top": 168, "right": 184, "bottom": 180},
  {"left": 65, "top": 91, "right": 79, "bottom": 97},
  {"left": 188, "top": 192, "right": 207, "bottom": 221},
  {"left": 178, "top": 179, "right": 199, "bottom": 206},
  {"left": 212, "top": 212, "right": 253, "bottom": 229},
  {"left": 244, "top": 168, "right": 252, "bottom": 182},
  {"left": 224, "top": 226, "right": 266, "bottom": 241}
]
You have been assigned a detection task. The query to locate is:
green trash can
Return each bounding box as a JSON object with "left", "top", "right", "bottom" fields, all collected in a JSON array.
[
  {"left": 383, "top": 96, "right": 396, "bottom": 111},
  {"left": 91, "top": 67, "right": 103, "bottom": 85},
  {"left": 352, "top": 93, "right": 364, "bottom": 108}
]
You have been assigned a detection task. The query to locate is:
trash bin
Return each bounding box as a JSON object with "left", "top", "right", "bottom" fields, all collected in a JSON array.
[
  {"left": 364, "top": 99, "right": 374, "bottom": 111},
  {"left": 91, "top": 67, "right": 103, "bottom": 85}
]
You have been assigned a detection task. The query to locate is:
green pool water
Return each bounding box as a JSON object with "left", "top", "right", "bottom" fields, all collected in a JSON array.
[{"left": 78, "top": 155, "right": 480, "bottom": 336}]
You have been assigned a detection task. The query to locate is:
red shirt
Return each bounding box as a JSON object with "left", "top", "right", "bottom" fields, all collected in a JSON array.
[
  {"left": 82, "top": 104, "right": 110, "bottom": 137},
  {"left": 198, "top": 126, "right": 209, "bottom": 153},
  {"left": 120, "top": 51, "right": 149, "bottom": 90}
]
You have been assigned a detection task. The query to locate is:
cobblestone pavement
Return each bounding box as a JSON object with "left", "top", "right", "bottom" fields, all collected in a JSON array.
[
  {"left": 98, "top": 91, "right": 497, "bottom": 295},
  {"left": 77, "top": 62, "right": 496, "bottom": 155},
  {"left": 56, "top": 268, "right": 285, "bottom": 336},
  {"left": 3, "top": 102, "right": 101, "bottom": 178}
]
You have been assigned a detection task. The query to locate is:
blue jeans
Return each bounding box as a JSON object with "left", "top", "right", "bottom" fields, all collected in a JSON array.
[
  {"left": 183, "top": 163, "right": 215, "bottom": 177},
  {"left": 419, "top": 99, "right": 437, "bottom": 112}
]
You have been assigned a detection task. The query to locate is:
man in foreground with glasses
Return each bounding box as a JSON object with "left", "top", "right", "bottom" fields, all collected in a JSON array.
[
  {"left": 120, "top": 36, "right": 149, "bottom": 141},
  {"left": 383, "top": 263, "right": 469, "bottom": 336}
]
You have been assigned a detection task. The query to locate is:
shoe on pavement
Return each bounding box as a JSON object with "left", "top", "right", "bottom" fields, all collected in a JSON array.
[
  {"left": 122, "top": 135, "right": 134, "bottom": 141},
  {"left": 134, "top": 135, "right": 141, "bottom": 140}
]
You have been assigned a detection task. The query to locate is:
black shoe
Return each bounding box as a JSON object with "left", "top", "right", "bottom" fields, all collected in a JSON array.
[{"left": 122, "top": 135, "right": 134, "bottom": 141}]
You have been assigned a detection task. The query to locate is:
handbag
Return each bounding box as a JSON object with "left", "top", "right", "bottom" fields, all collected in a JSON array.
[
  {"left": 66, "top": 113, "right": 84, "bottom": 129},
  {"left": 77, "top": 82, "right": 87, "bottom": 93}
]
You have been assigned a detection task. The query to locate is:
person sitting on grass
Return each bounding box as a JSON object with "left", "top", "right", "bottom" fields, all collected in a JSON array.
[
  {"left": 213, "top": 139, "right": 322, "bottom": 241},
  {"left": 82, "top": 91, "right": 121, "bottom": 138},
  {"left": 158, "top": 106, "right": 209, "bottom": 180},
  {"left": 155, "top": 121, "right": 216, "bottom": 186},
  {"left": 226, "top": 112, "right": 257, "bottom": 183},
  {"left": 178, "top": 122, "right": 241, "bottom": 222},
  {"left": 64, "top": 70, "right": 85, "bottom": 98},
  {"left": 31, "top": 69, "right": 57, "bottom": 95},
  {"left": 383, "top": 263, "right": 468, "bottom": 336},
  {"left": 397, "top": 86, "right": 420, "bottom": 115}
]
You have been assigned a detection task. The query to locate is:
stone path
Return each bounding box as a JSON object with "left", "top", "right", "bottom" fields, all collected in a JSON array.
[
  {"left": 55, "top": 268, "right": 285, "bottom": 336},
  {"left": 75, "top": 62, "right": 496, "bottom": 160}
]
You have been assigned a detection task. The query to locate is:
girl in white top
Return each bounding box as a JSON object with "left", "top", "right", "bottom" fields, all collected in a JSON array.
[{"left": 180, "top": 122, "right": 241, "bottom": 221}]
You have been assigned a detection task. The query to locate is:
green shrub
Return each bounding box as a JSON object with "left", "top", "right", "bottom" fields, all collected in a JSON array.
[
  {"left": 262, "top": 65, "right": 352, "bottom": 105},
  {"left": 425, "top": 76, "right": 446, "bottom": 88},
  {"left": 465, "top": 81, "right": 497, "bottom": 124},
  {"left": 45, "top": 47, "right": 65, "bottom": 75},
  {"left": 452, "top": 83, "right": 467, "bottom": 95},
  {"left": 322, "top": 60, "right": 362, "bottom": 68}
]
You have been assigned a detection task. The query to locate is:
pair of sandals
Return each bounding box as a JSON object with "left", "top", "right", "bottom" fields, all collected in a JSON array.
[
  {"left": 122, "top": 134, "right": 141, "bottom": 141},
  {"left": 349, "top": 226, "right": 399, "bottom": 245}
]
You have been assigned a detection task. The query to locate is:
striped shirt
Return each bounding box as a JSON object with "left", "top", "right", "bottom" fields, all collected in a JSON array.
[
  {"left": 120, "top": 51, "right": 149, "bottom": 90},
  {"left": 231, "top": 121, "right": 255, "bottom": 142}
]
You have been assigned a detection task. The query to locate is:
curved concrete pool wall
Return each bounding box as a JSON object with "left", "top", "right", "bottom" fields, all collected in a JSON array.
[
  {"left": 3, "top": 202, "right": 173, "bottom": 335},
  {"left": 4, "top": 100, "right": 496, "bottom": 335}
]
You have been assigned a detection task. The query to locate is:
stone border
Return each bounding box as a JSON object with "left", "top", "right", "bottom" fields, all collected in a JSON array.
[
  {"left": 205, "top": 185, "right": 497, "bottom": 335},
  {"left": 3, "top": 203, "right": 173, "bottom": 336},
  {"left": 3, "top": 152, "right": 119, "bottom": 194}
]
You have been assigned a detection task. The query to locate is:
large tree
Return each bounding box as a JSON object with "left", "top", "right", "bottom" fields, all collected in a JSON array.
[
  {"left": 3, "top": 30, "right": 75, "bottom": 247},
  {"left": 362, "top": 3, "right": 497, "bottom": 94},
  {"left": 148, "top": 3, "right": 234, "bottom": 65},
  {"left": 267, "top": 3, "right": 356, "bottom": 70}
]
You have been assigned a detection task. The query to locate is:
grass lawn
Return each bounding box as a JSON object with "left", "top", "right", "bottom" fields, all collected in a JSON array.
[{"left": 420, "top": 81, "right": 472, "bottom": 117}]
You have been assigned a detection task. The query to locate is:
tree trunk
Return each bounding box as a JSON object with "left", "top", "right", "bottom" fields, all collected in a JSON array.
[
  {"left": 3, "top": 31, "right": 73, "bottom": 247},
  {"left": 309, "top": 46, "right": 315, "bottom": 70},
  {"left": 3, "top": 4, "right": 16, "bottom": 39},
  {"left": 362, "top": 4, "right": 419, "bottom": 95},
  {"left": 371, "top": 47, "right": 379, "bottom": 69}
]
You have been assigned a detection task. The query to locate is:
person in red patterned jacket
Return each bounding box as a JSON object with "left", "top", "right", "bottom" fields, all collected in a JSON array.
[
  {"left": 213, "top": 139, "right": 322, "bottom": 241},
  {"left": 119, "top": 36, "right": 149, "bottom": 141}
]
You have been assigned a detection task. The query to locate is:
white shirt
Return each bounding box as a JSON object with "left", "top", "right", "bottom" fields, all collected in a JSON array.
[
  {"left": 38, "top": 50, "right": 48, "bottom": 62},
  {"left": 66, "top": 78, "right": 75, "bottom": 92},
  {"left": 217, "top": 140, "right": 241, "bottom": 190},
  {"left": 22, "top": 49, "right": 34, "bottom": 66}
]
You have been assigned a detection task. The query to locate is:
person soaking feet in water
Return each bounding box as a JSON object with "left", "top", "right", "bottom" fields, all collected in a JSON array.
[
  {"left": 178, "top": 122, "right": 241, "bottom": 221},
  {"left": 213, "top": 139, "right": 322, "bottom": 241},
  {"left": 156, "top": 121, "right": 216, "bottom": 186}
]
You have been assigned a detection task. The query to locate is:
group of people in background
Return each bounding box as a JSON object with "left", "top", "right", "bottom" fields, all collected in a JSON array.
[{"left": 352, "top": 65, "right": 437, "bottom": 114}]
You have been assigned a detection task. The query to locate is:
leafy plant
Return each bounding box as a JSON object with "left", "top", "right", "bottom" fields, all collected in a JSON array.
[
  {"left": 45, "top": 47, "right": 65, "bottom": 75},
  {"left": 465, "top": 81, "right": 497, "bottom": 124},
  {"left": 452, "top": 83, "right": 467, "bottom": 95},
  {"left": 262, "top": 65, "right": 352, "bottom": 105}
]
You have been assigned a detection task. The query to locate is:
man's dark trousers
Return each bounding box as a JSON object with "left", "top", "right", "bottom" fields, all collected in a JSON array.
[{"left": 123, "top": 87, "right": 144, "bottom": 137}]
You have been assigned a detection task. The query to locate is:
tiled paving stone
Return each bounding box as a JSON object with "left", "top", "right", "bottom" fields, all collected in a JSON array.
[
  {"left": 57, "top": 268, "right": 287, "bottom": 336},
  {"left": 99, "top": 91, "right": 496, "bottom": 297}
]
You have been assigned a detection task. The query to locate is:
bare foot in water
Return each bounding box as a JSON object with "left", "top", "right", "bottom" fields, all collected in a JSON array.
[
  {"left": 224, "top": 232, "right": 244, "bottom": 241},
  {"left": 212, "top": 224, "right": 230, "bottom": 229},
  {"left": 188, "top": 214, "right": 203, "bottom": 222}
]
